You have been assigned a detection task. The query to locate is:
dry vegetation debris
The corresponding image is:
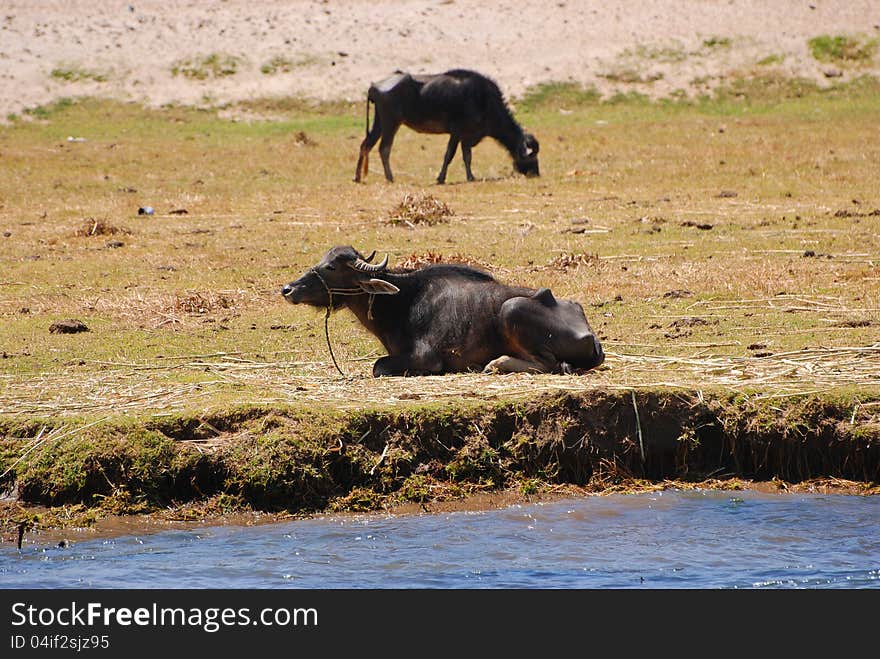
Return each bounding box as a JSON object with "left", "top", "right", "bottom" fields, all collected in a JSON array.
[
  {"left": 48, "top": 319, "right": 89, "bottom": 334},
  {"left": 168, "top": 292, "right": 236, "bottom": 315},
  {"left": 292, "top": 130, "right": 317, "bottom": 147},
  {"left": 73, "top": 218, "right": 129, "bottom": 237},
  {"left": 3, "top": 345, "right": 878, "bottom": 417},
  {"left": 546, "top": 252, "right": 600, "bottom": 271},
  {"left": 833, "top": 207, "right": 880, "bottom": 218},
  {"left": 387, "top": 193, "right": 454, "bottom": 227},
  {"left": 396, "top": 251, "right": 494, "bottom": 271}
]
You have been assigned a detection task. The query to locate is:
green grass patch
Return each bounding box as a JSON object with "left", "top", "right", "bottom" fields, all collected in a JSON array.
[
  {"left": 702, "top": 36, "right": 732, "bottom": 49},
  {"left": 260, "top": 56, "right": 294, "bottom": 75},
  {"left": 5, "top": 421, "right": 208, "bottom": 508},
  {"left": 171, "top": 53, "right": 244, "bottom": 80},
  {"left": 50, "top": 66, "right": 109, "bottom": 84},
  {"left": 259, "top": 54, "right": 318, "bottom": 75},
  {"left": 757, "top": 54, "right": 786, "bottom": 66},
  {"left": 599, "top": 69, "right": 664, "bottom": 84},
  {"left": 808, "top": 34, "right": 878, "bottom": 64},
  {"left": 701, "top": 72, "right": 880, "bottom": 116},
  {"left": 516, "top": 81, "right": 602, "bottom": 112},
  {"left": 20, "top": 97, "right": 74, "bottom": 120},
  {"left": 628, "top": 43, "right": 689, "bottom": 63}
]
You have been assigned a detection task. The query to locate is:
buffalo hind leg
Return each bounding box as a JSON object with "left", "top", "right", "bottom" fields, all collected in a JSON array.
[
  {"left": 354, "top": 143, "right": 369, "bottom": 183},
  {"left": 483, "top": 355, "right": 552, "bottom": 374},
  {"left": 483, "top": 354, "right": 575, "bottom": 375},
  {"left": 493, "top": 294, "right": 604, "bottom": 374},
  {"left": 354, "top": 116, "right": 383, "bottom": 183}
]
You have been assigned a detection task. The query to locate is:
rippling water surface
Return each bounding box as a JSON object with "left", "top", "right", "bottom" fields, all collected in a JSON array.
[{"left": 2, "top": 490, "right": 878, "bottom": 588}]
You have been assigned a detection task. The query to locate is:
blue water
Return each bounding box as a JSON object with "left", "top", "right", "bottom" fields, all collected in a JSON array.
[{"left": 2, "top": 490, "right": 878, "bottom": 588}]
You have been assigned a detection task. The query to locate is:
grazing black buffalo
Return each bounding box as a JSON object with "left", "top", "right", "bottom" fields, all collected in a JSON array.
[
  {"left": 281, "top": 246, "right": 604, "bottom": 377},
  {"left": 353, "top": 69, "right": 540, "bottom": 184}
]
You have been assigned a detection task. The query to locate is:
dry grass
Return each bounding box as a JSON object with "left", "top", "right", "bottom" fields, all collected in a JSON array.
[
  {"left": 73, "top": 218, "right": 130, "bottom": 237},
  {"left": 292, "top": 130, "right": 316, "bottom": 147},
  {"left": 168, "top": 291, "right": 236, "bottom": 315},
  {"left": 386, "top": 193, "right": 455, "bottom": 227},
  {"left": 545, "top": 252, "right": 600, "bottom": 271},
  {"left": 1, "top": 344, "right": 877, "bottom": 417},
  {"left": 0, "top": 84, "right": 879, "bottom": 417},
  {"left": 397, "top": 250, "right": 495, "bottom": 271}
]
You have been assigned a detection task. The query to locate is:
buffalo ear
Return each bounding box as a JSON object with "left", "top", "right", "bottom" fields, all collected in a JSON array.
[
  {"left": 358, "top": 278, "right": 400, "bottom": 295},
  {"left": 522, "top": 134, "right": 539, "bottom": 158}
]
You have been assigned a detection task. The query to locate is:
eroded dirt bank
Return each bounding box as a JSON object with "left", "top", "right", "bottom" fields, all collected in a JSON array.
[{"left": 2, "top": 389, "right": 878, "bottom": 542}]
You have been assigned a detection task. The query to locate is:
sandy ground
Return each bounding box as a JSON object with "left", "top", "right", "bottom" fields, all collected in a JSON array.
[{"left": 1, "top": 1, "right": 879, "bottom": 119}]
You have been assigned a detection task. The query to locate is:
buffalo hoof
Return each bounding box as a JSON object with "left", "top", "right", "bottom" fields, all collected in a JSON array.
[
  {"left": 483, "top": 355, "right": 545, "bottom": 374},
  {"left": 482, "top": 359, "right": 502, "bottom": 374}
]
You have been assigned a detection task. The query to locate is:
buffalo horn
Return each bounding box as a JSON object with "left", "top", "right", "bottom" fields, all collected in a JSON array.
[
  {"left": 350, "top": 253, "right": 389, "bottom": 272},
  {"left": 364, "top": 250, "right": 377, "bottom": 262}
]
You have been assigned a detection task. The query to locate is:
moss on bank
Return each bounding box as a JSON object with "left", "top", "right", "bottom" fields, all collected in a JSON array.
[{"left": 1, "top": 390, "right": 877, "bottom": 535}]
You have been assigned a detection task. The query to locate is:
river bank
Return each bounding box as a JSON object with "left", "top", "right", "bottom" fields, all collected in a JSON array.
[
  {"left": 2, "top": 389, "right": 878, "bottom": 544},
  {"left": 3, "top": 477, "right": 876, "bottom": 549}
]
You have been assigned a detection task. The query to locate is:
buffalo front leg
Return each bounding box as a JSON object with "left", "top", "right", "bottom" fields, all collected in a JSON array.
[
  {"left": 373, "top": 351, "right": 443, "bottom": 377},
  {"left": 461, "top": 142, "right": 475, "bottom": 181},
  {"left": 437, "top": 134, "right": 460, "bottom": 184},
  {"left": 378, "top": 127, "right": 399, "bottom": 182}
]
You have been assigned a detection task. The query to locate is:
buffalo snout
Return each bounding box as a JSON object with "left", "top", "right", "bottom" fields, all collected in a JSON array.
[
  {"left": 281, "top": 281, "right": 302, "bottom": 303},
  {"left": 280, "top": 276, "right": 314, "bottom": 305},
  {"left": 516, "top": 159, "right": 540, "bottom": 177},
  {"left": 281, "top": 269, "right": 334, "bottom": 307}
]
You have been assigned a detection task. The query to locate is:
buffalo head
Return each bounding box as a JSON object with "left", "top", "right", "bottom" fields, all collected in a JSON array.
[
  {"left": 281, "top": 246, "right": 399, "bottom": 309},
  {"left": 514, "top": 133, "right": 540, "bottom": 177}
]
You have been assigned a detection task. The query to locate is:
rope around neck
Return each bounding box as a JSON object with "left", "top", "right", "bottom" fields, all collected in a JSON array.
[
  {"left": 322, "top": 305, "right": 345, "bottom": 377},
  {"left": 312, "top": 268, "right": 347, "bottom": 377},
  {"left": 309, "top": 267, "right": 382, "bottom": 376}
]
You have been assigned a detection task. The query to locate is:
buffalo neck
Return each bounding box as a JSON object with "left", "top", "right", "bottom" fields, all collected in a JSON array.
[
  {"left": 341, "top": 272, "right": 414, "bottom": 346},
  {"left": 488, "top": 104, "right": 525, "bottom": 157},
  {"left": 339, "top": 266, "right": 498, "bottom": 346}
]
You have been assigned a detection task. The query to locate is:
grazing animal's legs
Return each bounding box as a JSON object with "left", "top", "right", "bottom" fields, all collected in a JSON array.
[
  {"left": 354, "top": 113, "right": 383, "bottom": 183},
  {"left": 378, "top": 123, "right": 400, "bottom": 182},
  {"left": 437, "top": 134, "right": 460, "bottom": 184},
  {"left": 461, "top": 142, "right": 475, "bottom": 182}
]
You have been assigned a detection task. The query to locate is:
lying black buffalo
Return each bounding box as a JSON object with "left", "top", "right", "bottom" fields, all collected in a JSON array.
[
  {"left": 353, "top": 69, "right": 539, "bottom": 184},
  {"left": 281, "top": 246, "right": 604, "bottom": 377}
]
